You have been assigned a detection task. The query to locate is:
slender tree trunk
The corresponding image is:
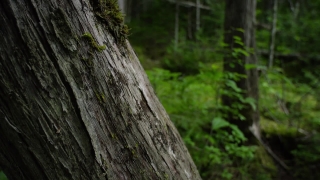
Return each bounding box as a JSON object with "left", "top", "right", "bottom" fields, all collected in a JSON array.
[
  {"left": 187, "top": 8, "right": 193, "bottom": 40},
  {"left": 174, "top": 0, "right": 180, "bottom": 51},
  {"left": 125, "top": 0, "right": 132, "bottom": 22},
  {"left": 196, "top": 0, "right": 200, "bottom": 32},
  {"left": 222, "top": 0, "right": 260, "bottom": 140},
  {"left": 268, "top": 0, "right": 278, "bottom": 68},
  {"left": 118, "top": 0, "right": 126, "bottom": 14},
  {"left": 0, "top": 0, "right": 201, "bottom": 179}
]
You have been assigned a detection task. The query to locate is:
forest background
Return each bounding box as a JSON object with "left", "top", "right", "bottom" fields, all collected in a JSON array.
[{"left": 1, "top": 0, "right": 320, "bottom": 179}]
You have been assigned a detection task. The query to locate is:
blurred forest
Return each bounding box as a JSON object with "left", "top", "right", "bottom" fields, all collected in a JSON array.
[
  {"left": 120, "top": 0, "right": 320, "bottom": 179},
  {"left": 1, "top": 0, "right": 320, "bottom": 179}
]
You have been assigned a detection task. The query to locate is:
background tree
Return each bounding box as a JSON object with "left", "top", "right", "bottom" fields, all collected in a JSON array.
[
  {"left": 0, "top": 0, "right": 201, "bottom": 179},
  {"left": 222, "top": 0, "right": 260, "bottom": 140}
]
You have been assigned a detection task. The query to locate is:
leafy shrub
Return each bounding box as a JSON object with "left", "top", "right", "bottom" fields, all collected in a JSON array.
[{"left": 147, "top": 68, "right": 270, "bottom": 179}]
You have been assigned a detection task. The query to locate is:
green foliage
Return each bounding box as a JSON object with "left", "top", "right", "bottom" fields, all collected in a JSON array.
[
  {"left": 128, "top": 0, "right": 225, "bottom": 64},
  {"left": 162, "top": 36, "right": 220, "bottom": 74},
  {"left": 147, "top": 68, "right": 270, "bottom": 179},
  {"left": 145, "top": 28, "right": 272, "bottom": 179},
  {"left": 0, "top": 172, "right": 7, "bottom": 180},
  {"left": 291, "top": 134, "right": 320, "bottom": 179},
  {"left": 147, "top": 62, "right": 320, "bottom": 179},
  {"left": 146, "top": 55, "right": 320, "bottom": 179},
  {"left": 292, "top": 135, "right": 320, "bottom": 163},
  {"left": 128, "top": 0, "right": 175, "bottom": 59},
  {"left": 259, "top": 68, "right": 319, "bottom": 129},
  {"left": 261, "top": 118, "right": 297, "bottom": 138},
  {"left": 259, "top": 67, "right": 320, "bottom": 179},
  {"left": 129, "top": 0, "right": 320, "bottom": 179}
]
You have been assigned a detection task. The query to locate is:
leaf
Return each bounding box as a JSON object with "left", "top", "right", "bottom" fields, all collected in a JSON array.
[
  {"left": 238, "top": 114, "right": 246, "bottom": 120},
  {"left": 234, "top": 40, "right": 244, "bottom": 46},
  {"left": 243, "top": 97, "right": 257, "bottom": 111},
  {"left": 236, "top": 28, "right": 244, "bottom": 33},
  {"left": 233, "top": 36, "right": 242, "bottom": 41},
  {"left": 237, "top": 48, "right": 249, "bottom": 56},
  {"left": 212, "top": 117, "right": 230, "bottom": 130},
  {"left": 225, "top": 80, "right": 242, "bottom": 92},
  {"left": 229, "top": 124, "right": 247, "bottom": 141}
]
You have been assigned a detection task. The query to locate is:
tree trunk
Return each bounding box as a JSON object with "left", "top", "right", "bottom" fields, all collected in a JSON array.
[
  {"left": 222, "top": 0, "right": 260, "bottom": 140},
  {"left": 118, "top": 0, "right": 126, "bottom": 14},
  {"left": 268, "top": 0, "right": 278, "bottom": 68},
  {"left": 0, "top": 0, "right": 201, "bottom": 179},
  {"left": 174, "top": 0, "right": 180, "bottom": 51},
  {"left": 195, "top": 0, "right": 200, "bottom": 32}
]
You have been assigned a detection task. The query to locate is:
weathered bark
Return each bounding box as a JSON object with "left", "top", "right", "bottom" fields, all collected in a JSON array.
[
  {"left": 222, "top": 0, "right": 260, "bottom": 139},
  {"left": 0, "top": 0, "right": 201, "bottom": 179}
]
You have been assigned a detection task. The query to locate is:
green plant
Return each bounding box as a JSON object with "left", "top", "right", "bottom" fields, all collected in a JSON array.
[
  {"left": 291, "top": 134, "right": 320, "bottom": 179},
  {"left": 162, "top": 34, "right": 221, "bottom": 75},
  {"left": 147, "top": 67, "right": 270, "bottom": 179},
  {"left": 0, "top": 171, "right": 7, "bottom": 180}
]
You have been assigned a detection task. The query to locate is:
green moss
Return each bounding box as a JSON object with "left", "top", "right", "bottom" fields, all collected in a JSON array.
[
  {"left": 164, "top": 173, "right": 169, "bottom": 179},
  {"left": 95, "top": 91, "right": 106, "bottom": 104},
  {"left": 90, "top": 0, "right": 129, "bottom": 45},
  {"left": 110, "top": 133, "right": 115, "bottom": 138},
  {"left": 131, "top": 149, "right": 136, "bottom": 155},
  {"left": 110, "top": 133, "right": 118, "bottom": 140},
  {"left": 82, "top": 32, "right": 106, "bottom": 52}
]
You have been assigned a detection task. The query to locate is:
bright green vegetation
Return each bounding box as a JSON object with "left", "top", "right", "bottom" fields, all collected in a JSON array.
[
  {"left": 128, "top": 0, "right": 320, "bottom": 179},
  {"left": 146, "top": 68, "right": 277, "bottom": 179}
]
